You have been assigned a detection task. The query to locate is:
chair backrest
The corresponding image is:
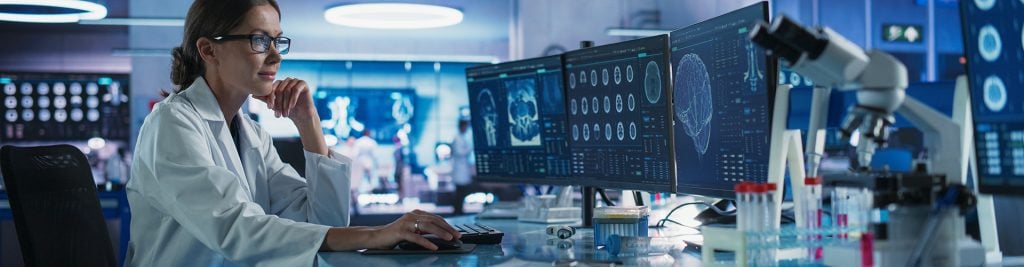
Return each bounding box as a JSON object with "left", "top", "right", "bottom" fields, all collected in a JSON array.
[{"left": 0, "top": 145, "right": 116, "bottom": 267}]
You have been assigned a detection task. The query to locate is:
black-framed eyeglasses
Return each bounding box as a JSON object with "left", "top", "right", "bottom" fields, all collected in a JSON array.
[{"left": 212, "top": 34, "right": 291, "bottom": 55}]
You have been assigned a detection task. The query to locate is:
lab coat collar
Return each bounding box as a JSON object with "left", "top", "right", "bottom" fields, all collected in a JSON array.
[
  {"left": 181, "top": 76, "right": 228, "bottom": 122},
  {"left": 182, "top": 76, "right": 261, "bottom": 150}
]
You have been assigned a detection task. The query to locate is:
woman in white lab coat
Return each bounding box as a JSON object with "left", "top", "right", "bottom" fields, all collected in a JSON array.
[{"left": 125, "top": 0, "right": 460, "bottom": 266}]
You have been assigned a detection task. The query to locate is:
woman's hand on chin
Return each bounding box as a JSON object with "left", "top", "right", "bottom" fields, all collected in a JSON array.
[{"left": 253, "top": 77, "right": 318, "bottom": 124}]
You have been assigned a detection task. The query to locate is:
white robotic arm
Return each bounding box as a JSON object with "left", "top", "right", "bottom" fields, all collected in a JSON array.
[{"left": 750, "top": 15, "right": 909, "bottom": 173}]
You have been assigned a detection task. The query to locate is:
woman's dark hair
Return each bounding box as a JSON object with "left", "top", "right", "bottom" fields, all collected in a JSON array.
[{"left": 170, "top": 0, "right": 280, "bottom": 91}]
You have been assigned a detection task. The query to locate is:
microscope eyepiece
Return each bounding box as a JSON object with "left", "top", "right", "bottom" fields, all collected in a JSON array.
[
  {"left": 769, "top": 16, "right": 830, "bottom": 61},
  {"left": 750, "top": 21, "right": 803, "bottom": 64}
]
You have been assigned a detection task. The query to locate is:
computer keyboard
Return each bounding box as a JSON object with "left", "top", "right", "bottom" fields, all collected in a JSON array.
[{"left": 454, "top": 223, "right": 504, "bottom": 244}]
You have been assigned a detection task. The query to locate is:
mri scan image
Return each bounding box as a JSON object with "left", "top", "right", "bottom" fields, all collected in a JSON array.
[
  {"left": 591, "top": 97, "right": 599, "bottom": 114},
  {"left": 38, "top": 97, "right": 50, "bottom": 108},
  {"left": 54, "top": 110, "right": 67, "bottom": 122},
  {"left": 617, "top": 122, "right": 625, "bottom": 141},
  {"left": 983, "top": 75, "right": 1007, "bottom": 112},
  {"left": 571, "top": 99, "right": 578, "bottom": 115},
  {"left": 71, "top": 109, "right": 83, "bottom": 122},
  {"left": 644, "top": 61, "right": 662, "bottom": 104},
  {"left": 590, "top": 70, "right": 598, "bottom": 87},
  {"left": 675, "top": 53, "right": 714, "bottom": 156},
  {"left": 603, "top": 96, "right": 611, "bottom": 114},
  {"left": 582, "top": 97, "right": 589, "bottom": 115},
  {"left": 54, "top": 96, "right": 67, "bottom": 109},
  {"left": 570, "top": 73, "right": 576, "bottom": 89},
  {"left": 21, "top": 110, "right": 33, "bottom": 122},
  {"left": 20, "top": 83, "right": 32, "bottom": 95},
  {"left": 53, "top": 82, "right": 66, "bottom": 95},
  {"left": 629, "top": 122, "right": 637, "bottom": 140},
  {"left": 978, "top": 25, "right": 1002, "bottom": 62},
  {"left": 5, "top": 110, "right": 16, "bottom": 122},
  {"left": 583, "top": 123, "right": 591, "bottom": 141},
  {"left": 4, "top": 83, "right": 14, "bottom": 95},
  {"left": 86, "top": 82, "right": 99, "bottom": 95},
  {"left": 38, "top": 109, "right": 50, "bottom": 122},
  {"left": 37, "top": 83, "right": 50, "bottom": 95},
  {"left": 70, "top": 82, "right": 82, "bottom": 95},
  {"left": 87, "top": 96, "right": 99, "bottom": 109},
  {"left": 506, "top": 79, "right": 542, "bottom": 146},
  {"left": 477, "top": 89, "right": 499, "bottom": 147},
  {"left": 626, "top": 65, "right": 634, "bottom": 82},
  {"left": 4, "top": 96, "right": 15, "bottom": 108},
  {"left": 628, "top": 94, "right": 636, "bottom": 111},
  {"left": 616, "top": 94, "right": 623, "bottom": 113},
  {"left": 602, "top": 68, "right": 609, "bottom": 86},
  {"left": 87, "top": 109, "right": 100, "bottom": 122},
  {"left": 614, "top": 66, "right": 622, "bottom": 84},
  {"left": 605, "top": 123, "right": 612, "bottom": 140},
  {"left": 573, "top": 124, "right": 579, "bottom": 141},
  {"left": 20, "top": 96, "right": 32, "bottom": 108}
]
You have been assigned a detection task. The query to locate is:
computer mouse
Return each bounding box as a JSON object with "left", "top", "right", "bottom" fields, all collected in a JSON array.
[{"left": 397, "top": 234, "right": 463, "bottom": 250}]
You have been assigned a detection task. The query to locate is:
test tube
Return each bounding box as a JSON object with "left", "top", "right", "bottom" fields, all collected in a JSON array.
[
  {"left": 734, "top": 182, "right": 754, "bottom": 232},
  {"left": 804, "top": 177, "right": 823, "bottom": 261},
  {"left": 764, "top": 183, "right": 779, "bottom": 265}
]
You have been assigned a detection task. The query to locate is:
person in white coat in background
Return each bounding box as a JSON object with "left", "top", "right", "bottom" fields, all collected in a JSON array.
[{"left": 126, "top": 0, "right": 459, "bottom": 266}]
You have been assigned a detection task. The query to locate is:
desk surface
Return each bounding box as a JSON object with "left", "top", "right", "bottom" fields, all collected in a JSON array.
[{"left": 317, "top": 215, "right": 705, "bottom": 266}]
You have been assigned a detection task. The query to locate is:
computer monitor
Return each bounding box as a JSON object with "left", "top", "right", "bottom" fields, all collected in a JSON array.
[
  {"left": 961, "top": 0, "right": 1024, "bottom": 195},
  {"left": 464, "top": 55, "right": 573, "bottom": 185},
  {"left": 1, "top": 73, "right": 131, "bottom": 141},
  {"left": 562, "top": 35, "right": 676, "bottom": 192},
  {"left": 313, "top": 88, "right": 417, "bottom": 143},
  {"left": 670, "top": 2, "right": 776, "bottom": 198}
]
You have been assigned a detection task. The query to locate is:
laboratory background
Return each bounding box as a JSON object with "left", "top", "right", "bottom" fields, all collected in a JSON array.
[{"left": 0, "top": 0, "right": 1022, "bottom": 266}]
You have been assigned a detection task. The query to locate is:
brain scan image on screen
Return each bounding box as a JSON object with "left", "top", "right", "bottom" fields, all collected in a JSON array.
[
  {"left": 626, "top": 65, "right": 634, "bottom": 82},
  {"left": 604, "top": 96, "right": 611, "bottom": 113},
  {"left": 605, "top": 123, "right": 612, "bottom": 140},
  {"left": 570, "top": 73, "right": 576, "bottom": 89},
  {"left": 629, "top": 122, "right": 637, "bottom": 140},
  {"left": 975, "top": 0, "right": 995, "bottom": 10},
  {"left": 20, "top": 96, "right": 32, "bottom": 108},
  {"left": 583, "top": 123, "right": 590, "bottom": 141},
  {"left": 4, "top": 83, "right": 14, "bottom": 95},
  {"left": 55, "top": 110, "right": 67, "bottom": 122},
  {"left": 87, "top": 96, "right": 99, "bottom": 108},
  {"left": 573, "top": 124, "right": 579, "bottom": 140},
  {"left": 20, "top": 83, "right": 32, "bottom": 95},
  {"left": 581, "top": 71, "right": 587, "bottom": 84},
  {"left": 70, "top": 82, "right": 82, "bottom": 95},
  {"left": 979, "top": 25, "right": 1002, "bottom": 62},
  {"left": 644, "top": 61, "right": 663, "bottom": 104},
  {"left": 37, "top": 83, "right": 49, "bottom": 95},
  {"left": 20, "top": 110, "right": 32, "bottom": 121},
  {"left": 477, "top": 89, "right": 499, "bottom": 147},
  {"left": 507, "top": 79, "right": 542, "bottom": 146},
  {"left": 590, "top": 70, "right": 598, "bottom": 86},
  {"left": 983, "top": 75, "right": 1008, "bottom": 112},
  {"left": 593, "top": 123, "right": 600, "bottom": 138},
  {"left": 582, "top": 97, "right": 589, "bottom": 115},
  {"left": 675, "top": 53, "right": 714, "bottom": 156},
  {"left": 54, "top": 96, "right": 66, "bottom": 109},
  {"left": 628, "top": 94, "right": 636, "bottom": 111},
  {"left": 70, "top": 96, "right": 82, "bottom": 107},
  {"left": 39, "top": 109, "right": 50, "bottom": 122},
  {"left": 616, "top": 94, "right": 623, "bottom": 112},
  {"left": 571, "top": 99, "right": 578, "bottom": 115},
  {"left": 617, "top": 122, "right": 625, "bottom": 140},
  {"left": 87, "top": 109, "right": 100, "bottom": 122},
  {"left": 86, "top": 82, "right": 99, "bottom": 95},
  {"left": 602, "top": 68, "right": 610, "bottom": 86},
  {"left": 614, "top": 66, "right": 622, "bottom": 84},
  {"left": 5, "top": 96, "right": 15, "bottom": 108},
  {"left": 71, "top": 109, "right": 83, "bottom": 122},
  {"left": 38, "top": 97, "right": 49, "bottom": 108},
  {"left": 592, "top": 97, "right": 599, "bottom": 114},
  {"left": 53, "top": 82, "right": 65, "bottom": 95},
  {"left": 5, "top": 110, "right": 15, "bottom": 122}
]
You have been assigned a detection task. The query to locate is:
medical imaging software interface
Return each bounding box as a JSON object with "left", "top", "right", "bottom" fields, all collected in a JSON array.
[
  {"left": 563, "top": 35, "right": 675, "bottom": 191},
  {"left": 671, "top": 2, "right": 774, "bottom": 197},
  {"left": 962, "top": 0, "right": 1024, "bottom": 190},
  {"left": 465, "top": 56, "right": 572, "bottom": 183}
]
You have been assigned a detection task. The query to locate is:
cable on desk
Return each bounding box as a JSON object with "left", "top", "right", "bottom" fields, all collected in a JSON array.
[{"left": 656, "top": 201, "right": 736, "bottom": 228}]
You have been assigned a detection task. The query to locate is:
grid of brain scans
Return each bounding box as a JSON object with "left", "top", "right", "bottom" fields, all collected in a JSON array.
[
  {"left": 563, "top": 35, "right": 675, "bottom": 191},
  {"left": 671, "top": 2, "right": 775, "bottom": 197},
  {"left": 465, "top": 55, "right": 573, "bottom": 183},
  {"left": 961, "top": 0, "right": 1024, "bottom": 191},
  {"left": 2, "top": 73, "right": 130, "bottom": 141}
]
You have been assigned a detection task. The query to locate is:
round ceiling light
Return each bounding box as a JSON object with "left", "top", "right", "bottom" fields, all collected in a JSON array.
[
  {"left": 0, "top": 0, "right": 107, "bottom": 23},
  {"left": 324, "top": 3, "right": 463, "bottom": 30}
]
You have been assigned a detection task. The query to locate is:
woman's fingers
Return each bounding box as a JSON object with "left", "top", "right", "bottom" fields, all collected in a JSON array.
[
  {"left": 288, "top": 80, "right": 305, "bottom": 117},
  {"left": 415, "top": 219, "right": 456, "bottom": 241},
  {"left": 403, "top": 231, "right": 438, "bottom": 251}
]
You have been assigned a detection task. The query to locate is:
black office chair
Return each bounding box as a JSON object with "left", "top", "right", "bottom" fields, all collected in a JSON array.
[{"left": 0, "top": 145, "right": 116, "bottom": 267}]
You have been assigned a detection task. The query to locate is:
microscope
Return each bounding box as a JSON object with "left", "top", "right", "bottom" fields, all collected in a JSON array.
[{"left": 750, "top": 16, "right": 988, "bottom": 267}]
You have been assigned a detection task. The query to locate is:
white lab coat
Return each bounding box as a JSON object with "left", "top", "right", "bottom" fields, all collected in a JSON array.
[{"left": 125, "top": 77, "right": 352, "bottom": 267}]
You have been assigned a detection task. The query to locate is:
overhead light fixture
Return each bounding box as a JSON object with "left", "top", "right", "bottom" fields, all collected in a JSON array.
[
  {"left": 79, "top": 18, "right": 184, "bottom": 27},
  {"left": 0, "top": 0, "right": 107, "bottom": 23},
  {"left": 606, "top": 28, "right": 672, "bottom": 37},
  {"left": 324, "top": 3, "right": 463, "bottom": 29}
]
